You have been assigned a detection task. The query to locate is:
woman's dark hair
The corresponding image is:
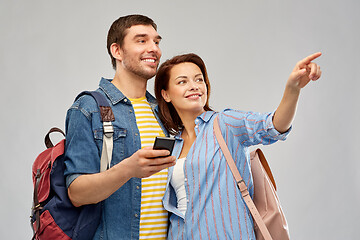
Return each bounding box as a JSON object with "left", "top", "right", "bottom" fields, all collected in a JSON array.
[{"left": 155, "top": 53, "right": 213, "bottom": 135}]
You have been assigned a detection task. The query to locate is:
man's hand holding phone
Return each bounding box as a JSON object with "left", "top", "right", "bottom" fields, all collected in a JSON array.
[{"left": 123, "top": 137, "right": 176, "bottom": 179}]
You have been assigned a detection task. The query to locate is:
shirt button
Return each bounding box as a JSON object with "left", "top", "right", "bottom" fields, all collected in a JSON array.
[
  {"left": 136, "top": 186, "right": 140, "bottom": 190},
  {"left": 186, "top": 199, "right": 189, "bottom": 203},
  {"left": 184, "top": 178, "right": 187, "bottom": 182},
  {"left": 124, "top": 99, "right": 127, "bottom": 102},
  {"left": 135, "top": 213, "right": 138, "bottom": 218},
  {"left": 135, "top": 133, "right": 139, "bottom": 136},
  {"left": 129, "top": 110, "right": 133, "bottom": 113}
]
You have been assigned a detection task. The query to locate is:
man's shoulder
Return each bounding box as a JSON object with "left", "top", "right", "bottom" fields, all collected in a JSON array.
[{"left": 69, "top": 90, "right": 104, "bottom": 113}]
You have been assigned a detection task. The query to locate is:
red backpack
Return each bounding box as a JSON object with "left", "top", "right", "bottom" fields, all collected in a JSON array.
[{"left": 31, "top": 91, "right": 115, "bottom": 240}]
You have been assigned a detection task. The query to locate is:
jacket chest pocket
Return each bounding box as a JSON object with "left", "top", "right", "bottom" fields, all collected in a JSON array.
[{"left": 94, "top": 127, "right": 127, "bottom": 165}]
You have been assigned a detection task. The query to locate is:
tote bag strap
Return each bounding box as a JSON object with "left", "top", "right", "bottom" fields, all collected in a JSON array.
[{"left": 213, "top": 115, "right": 273, "bottom": 240}]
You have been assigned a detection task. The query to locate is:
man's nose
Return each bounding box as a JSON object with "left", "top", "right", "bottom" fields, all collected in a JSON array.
[{"left": 147, "top": 41, "right": 160, "bottom": 53}]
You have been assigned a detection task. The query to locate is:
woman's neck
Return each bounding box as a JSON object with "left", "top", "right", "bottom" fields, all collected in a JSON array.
[
  {"left": 179, "top": 109, "right": 204, "bottom": 138},
  {"left": 177, "top": 110, "right": 204, "bottom": 158}
]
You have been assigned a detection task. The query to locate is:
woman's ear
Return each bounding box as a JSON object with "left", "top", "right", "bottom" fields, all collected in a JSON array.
[
  {"left": 161, "top": 89, "right": 171, "bottom": 103},
  {"left": 110, "top": 43, "right": 123, "bottom": 62}
]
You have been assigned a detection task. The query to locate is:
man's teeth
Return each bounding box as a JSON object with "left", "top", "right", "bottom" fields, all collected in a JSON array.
[{"left": 143, "top": 59, "right": 155, "bottom": 63}]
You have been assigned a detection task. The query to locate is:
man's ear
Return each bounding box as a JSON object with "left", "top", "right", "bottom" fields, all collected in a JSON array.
[
  {"left": 161, "top": 89, "right": 171, "bottom": 103},
  {"left": 110, "top": 43, "right": 123, "bottom": 62}
]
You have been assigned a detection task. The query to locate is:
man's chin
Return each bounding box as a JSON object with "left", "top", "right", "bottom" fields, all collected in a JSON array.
[
  {"left": 137, "top": 71, "right": 157, "bottom": 80},
  {"left": 144, "top": 68, "right": 158, "bottom": 79}
]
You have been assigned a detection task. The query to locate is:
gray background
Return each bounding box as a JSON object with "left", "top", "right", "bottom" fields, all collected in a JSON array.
[{"left": 1, "top": 0, "right": 359, "bottom": 239}]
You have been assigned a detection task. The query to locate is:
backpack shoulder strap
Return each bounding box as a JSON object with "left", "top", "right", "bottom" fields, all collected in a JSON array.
[
  {"left": 75, "top": 91, "right": 114, "bottom": 172},
  {"left": 75, "top": 91, "right": 115, "bottom": 122}
]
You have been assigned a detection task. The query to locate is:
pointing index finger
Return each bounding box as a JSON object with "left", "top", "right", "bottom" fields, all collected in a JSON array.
[{"left": 300, "top": 52, "right": 322, "bottom": 65}]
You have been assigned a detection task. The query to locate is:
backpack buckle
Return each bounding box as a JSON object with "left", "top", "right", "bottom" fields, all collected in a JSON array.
[{"left": 103, "top": 122, "right": 114, "bottom": 138}]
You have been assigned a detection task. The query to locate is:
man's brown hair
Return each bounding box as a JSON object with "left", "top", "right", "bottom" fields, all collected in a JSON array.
[{"left": 107, "top": 14, "right": 157, "bottom": 69}]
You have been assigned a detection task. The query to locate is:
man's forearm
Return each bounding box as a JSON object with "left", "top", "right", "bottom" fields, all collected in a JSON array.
[
  {"left": 67, "top": 147, "right": 176, "bottom": 207},
  {"left": 67, "top": 161, "right": 132, "bottom": 207}
]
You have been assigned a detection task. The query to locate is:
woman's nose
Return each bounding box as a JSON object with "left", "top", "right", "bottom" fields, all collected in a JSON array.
[{"left": 189, "top": 82, "right": 199, "bottom": 90}]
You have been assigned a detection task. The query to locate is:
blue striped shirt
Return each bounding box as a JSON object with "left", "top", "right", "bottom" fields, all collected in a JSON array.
[{"left": 162, "top": 109, "right": 290, "bottom": 240}]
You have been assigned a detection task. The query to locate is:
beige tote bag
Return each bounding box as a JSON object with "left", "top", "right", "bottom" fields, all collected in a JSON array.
[{"left": 214, "top": 116, "right": 290, "bottom": 240}]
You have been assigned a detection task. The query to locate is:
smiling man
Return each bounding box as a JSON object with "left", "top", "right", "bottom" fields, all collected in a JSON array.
[{"left": 64, "top": 15, "right": 176, "bottom": 240}]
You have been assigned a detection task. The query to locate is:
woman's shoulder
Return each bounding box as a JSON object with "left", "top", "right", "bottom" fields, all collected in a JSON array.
[
  {"left": 217, "top": 109, "right": 248, "bottom": 120},
  {"left": 199, "top": 109, "right": 248, "bottom": 125},
  {"left": 218, "top": 108, "right": 272, "bottom": 118},
  {"left": 216, "top": 109, "right": 275, "bottom": 127}
]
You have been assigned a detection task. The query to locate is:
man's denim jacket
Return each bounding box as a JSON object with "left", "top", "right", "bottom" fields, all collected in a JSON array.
[{"left": 64, "top": 78, "right": 168, "bottom": 239}]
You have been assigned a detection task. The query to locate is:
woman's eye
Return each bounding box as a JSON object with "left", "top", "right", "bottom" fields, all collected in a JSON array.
[{"left": 196, "top": 78, "right": 204, "bottom": 82}]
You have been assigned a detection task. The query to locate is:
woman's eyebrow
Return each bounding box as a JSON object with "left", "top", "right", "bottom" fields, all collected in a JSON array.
[
  {"left": 175, "top": 73, "right": 203, "bottom": 80},
  {"left": 175, "top": 76, "right": 188, "bottom": 80}
]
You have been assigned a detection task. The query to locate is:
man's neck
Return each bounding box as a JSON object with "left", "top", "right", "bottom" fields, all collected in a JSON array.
[{"left": 111, "top": 71, "right": 148, "bottom": 99}]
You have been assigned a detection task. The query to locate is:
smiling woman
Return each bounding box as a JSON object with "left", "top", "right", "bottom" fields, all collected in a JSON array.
[
  {"left": 154, "top": 53, "right": 213, "bottom": 135},
  {"left": 161, "top": 62, "right": 208, "bottom": 115},
  {"left": 154, "top": 52, "right": 321, "bottom": 239}
]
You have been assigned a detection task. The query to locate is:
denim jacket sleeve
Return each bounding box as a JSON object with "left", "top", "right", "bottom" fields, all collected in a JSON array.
[{"left": 64, "top": 95, "right": 102, "bottom": 187}]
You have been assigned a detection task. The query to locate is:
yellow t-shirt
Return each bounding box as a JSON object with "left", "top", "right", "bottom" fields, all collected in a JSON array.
[{"left": 129, "top": 97, "right": 168, "bottom": 240}]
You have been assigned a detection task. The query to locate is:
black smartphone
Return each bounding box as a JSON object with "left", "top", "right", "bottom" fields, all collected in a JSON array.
[{"left": 153, "top": 136, "right": 175, "bottom": 155}]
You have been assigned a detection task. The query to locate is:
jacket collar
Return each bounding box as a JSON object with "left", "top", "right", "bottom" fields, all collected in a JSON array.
[{"left": 99, "top": 77, "right": 157, "bottom": 105}]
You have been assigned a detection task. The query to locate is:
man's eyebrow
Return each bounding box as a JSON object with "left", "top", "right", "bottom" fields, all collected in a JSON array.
[
  {"left": 133, "top": 34, "right": 162, "bottom": 40},
  {"left": 134, "top": 34, "right": 147, "bottom": 38}
]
